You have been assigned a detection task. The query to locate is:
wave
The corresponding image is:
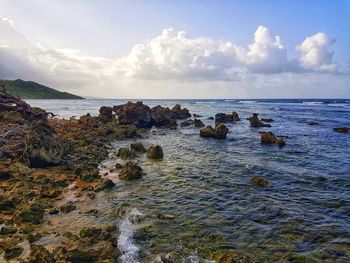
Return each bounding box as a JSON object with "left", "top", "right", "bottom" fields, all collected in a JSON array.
[
  {"left": 238, "top": 100, "right": 257, "bottom": 104},
  {"left": 118, "top": 208, "right": 143, "bottom": 263},
  {"left": 194, "top": 101, "right": 216, "bottom": 104}
]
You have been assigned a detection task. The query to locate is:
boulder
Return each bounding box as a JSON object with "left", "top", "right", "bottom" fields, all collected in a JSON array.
[
  {"left": 130, "top": 142, "right": 146, "bottom": 153},
  {"left": 0, "top": 226, "right": 17, "bottom": 235},
  {"left": 193, "top": 114, "right": 202, "bottom": 118},
  {"left": 151, "top": 105, "right": 177, "bottom": 128},
  {"left": 29, "top": 244, "right": 55, "bottom": 263},
  {"left": 333, "top": 127, "right": 349, "bottom": 133},
  {"left": 18, "top": 203, "right": 44, "bottom": 224},
  {"left": 194, "top": 119, "right": 205, "bottom": 128},
  {"left": 113, "top": 101, "right": 152, "bottom": 128},
  {"left": 250, "top": 177, "right": 269, "bottom": 187},
  {"left": 171, "top": 104, "right": 191, "bottom": 119},
  {"left": 260, "top": 131, "right": 286, "bottom": 147},
  {"left": 215, "top": 112, "right": 240, "bottom": 123},
  {"left": 60, "top": 203, "right": 76, "bottom": 214},
  {"left": 180, "top": 119, "right": 194, "bottom": 127},
  {"left": 118, "top": 161, "right": 144, "bottom": 180},
  {"left": 79, "top": 227, "right": 102, "bottom": 239},
  {"left": 248, "top": 113, "right": 272, "bottom": 128},
  {"left": 200, "top": 123, "right": 229, "bottom": 139},
  {"left": 208, "top": 116, "right": 214, "bottom": 120},
  {"left": 117, "top": 147, "right": 135, "bottom": 159},
  {"left": 147, "top": 145, "right": 164, "bottom": 159},
  {"left": 4, "top": 246, "right": 24, "bottom": 260},
  {"left": 180, "top": 119, "right": 205, "bottom": 128},
  {"left": 94, "top": 178, "right": 115, "bottom": 192},
  {"left": 98, "top": 106, "right": 114, "bottom": 122}
]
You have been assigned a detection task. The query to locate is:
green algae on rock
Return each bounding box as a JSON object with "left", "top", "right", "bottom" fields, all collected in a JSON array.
[{"left": 147, "top": 145, "right": 164, "bottom": 159}]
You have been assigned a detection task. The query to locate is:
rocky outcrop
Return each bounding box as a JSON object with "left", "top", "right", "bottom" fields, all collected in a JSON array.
[
  {"left": 333, "top": 127, "right": 349, "bottom": 133},
  {"left": 200, "top": 123, "right": 229, "bottom": 139},
  {"left": 113, "top": 101, "right": 152, "bottom": 128},
  {"left": 98, "top": 106, "right": 114, "bottom": 122},
  {"left": 215, "top": 112, "right": 240, "bottom": 123},
  {"left": 151, "top": 105, "right": 177, "bottom": 129},
  {"left": 118, "top": 161, "right": 144, "bottom": 180},
  {"left": 248, "top": 113, "right": 272, "bottom": 128},
  {"left": 260, "top": 131, "right": 286, "bottom": 147},
  {"left": 147, "top": 145, "right": 164, "bottom": 159},
  {"left": 171, "top": 104, "right": 191, "bottom": 119}
]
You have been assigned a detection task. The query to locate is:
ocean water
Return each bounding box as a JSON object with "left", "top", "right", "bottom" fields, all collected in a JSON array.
[{"left": 27, "top": 99, "right": 350, "bottom": 262}]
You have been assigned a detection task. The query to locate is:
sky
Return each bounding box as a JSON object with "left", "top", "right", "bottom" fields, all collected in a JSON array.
[{"left": 0, "top": 0, "right": 349, "bottom": 98}]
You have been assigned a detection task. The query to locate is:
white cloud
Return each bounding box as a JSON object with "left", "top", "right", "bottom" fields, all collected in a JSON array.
[
  {"left": 296, "top": 32, "right": 338, "bottom": 72},
  {"left": 0, "top": 16, "right": 346, "bottom": 98}
]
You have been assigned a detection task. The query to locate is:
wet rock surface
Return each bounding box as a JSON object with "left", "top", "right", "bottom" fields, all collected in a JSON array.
[
  {"left": 260, "top": 131, "right": 286, "bottom": 147},
  {"left": 118, "top": 161, "right": 144, "bottom": 180},
  {"left": 215, "top": 112, "right": 240, "bottom": 123},
  {"left": 333, "top": 127, "right": 349, "bottom": 133},
  {"left": 147, "top": 145, "right": 164, "bottom": 159},
  {"left": 248, "top": 113, "right": 272, "bottom": 128},
  {"left": 200, "top": 123, "right": 229, "bottom": 139}
]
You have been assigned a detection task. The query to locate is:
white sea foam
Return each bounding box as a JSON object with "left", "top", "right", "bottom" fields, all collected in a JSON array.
[{"left": 118, "top": 208, "right": 143, "bottom": 263}]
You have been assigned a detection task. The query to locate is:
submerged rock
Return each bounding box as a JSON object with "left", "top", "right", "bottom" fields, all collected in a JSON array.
[
  {"left": 261, "top": 118, "right": 273, "bottom": 122},
  {"left": 333, "top": 127, "right": 349, "bottom": 133},
  {"left": 207, "top": 251, "right": 247, "bottom": 263},
  {"left": 94, "top": 178, "right": 115, "bottom": 192},
  {"left": 157, "top": 213, "right": 175, "bottom": 221},
  {"left": 180, "top": 119, "right": 205, "bottom": 128},
  {"left": 147, "top": 145, "right": 164, "bottom": 159},
  {"left": 118, "top": 161, "right": 144, "bottom": 180},
  {"left": 248, "top": 113, "right": 272, "bottom": 128},
  {"left": 260, "top": 131, "right": 286, "bottom": 147},
  {"left": 215, "top": 112, "right": 240, "bottom": 123},
  {"left": 251, "top": 177, "right": 269, "bottom": 187},
  {"left": 0, "top": 226, "right": 17, "bottom": 235},
  {"left": 117, "top": 147, "right": 135, "bottom": 159},
  {"left": 60, "top": 203, "right": 76, "bottom": 214},
  {"left": 130, "top": 142, "right": 146, "bottom": 153},
  {"left": 4, "top": 246, "right": 24, "bottom": 260},
  {"left": 18, "top": 203, "right": 45, "bottom": 224},
  {"left": 29, "top": 244, "right": 55, "bottom": 263},
  {"left": 200, "top": 123, "right": 229, "bottom": 139},
  {"left": 308, "top": 122, "right": 319, "bottom": 126}
]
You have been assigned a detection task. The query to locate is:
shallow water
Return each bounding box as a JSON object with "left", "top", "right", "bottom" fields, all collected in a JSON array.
[{"left": 28, "top": 99, "right": 350, "bottom": 262}]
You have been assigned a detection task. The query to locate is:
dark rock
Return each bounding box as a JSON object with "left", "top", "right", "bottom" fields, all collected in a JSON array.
[
  {"left": 19, "top": 203, "right": 44, "bottom": 224},
  {"left": 130, "top": 142, "right": 146, "bottom": 153},
  {"left": 308, "top": 122, "right": 319, "bottom": 126},
  {"left": 200, "top": 123, "right": 229, "bottom": 139},
  {"left": 180, "top": 119, "right": 194, "bottom": 127},
  {"left": 94, "top": 178, "right": 115, "bottom": 192},
  {"left": 0, "top": 171, "right": 11, "bottom": 180},
  {"left": 60, "top": 203, "right": 76, "bottom": 214},
  {"left": 113, "top": 101, "right": 152, "bottom": 128},
  {"left": 29, "top": 244, "right": 55, "bottom": 263},
  {"left": 207, "top": 251, "right": 246, "bottom": 263},
  {"left": 333, "top": 127, "right": 349, "bottom": 133},
  {"left": 98, "top": 106, "right": 114, "bottom": 122},
  {"left": 147, "top": 145, "right": 164, "bottom": 159},
  {"left": 261, "top": 131, "right": 286, "bottom": 147},
  {"left": 0, "top": 198, "right": 18, "bottom": 211},
  {"left": 48, "top": 208, "right": 59, "bottom": 215},
  {"left": 207, "top": 116, "right": 214, "bottom": 120},
  {"left": 251, "top": 177, "right": 269, "bottom": 187},
  {"left": 115, "top": 163, "right": 123, "bottom": 169},
  {"left": 4, "top": 246, "right": 24, "bottom": 260},
  {"left": 261, "top": 118, "right": 273, "bottom": 122},
  {"left": 157, "top": 213, "right": 175, "bottom": 221},
  {"left": 150, "top": 105, "right": 175, "bottom": 128},
  {"left": 248, "top": 113, "right": 272, "bottom": 128},
  {"left": 215, "top": 112, "right": 240, "bottom": 123},
  {"left": 79, "top": 227, "right": 102, "bottom": 239},
  {"left": 0, "top": 226, "right": 17, "bottom": 235},
  {"left": 118, "top": 161, "right": 144, "bottom": 180},
  {"left": 194, "top": 119, "right": 205, "bottom": 128},
  {"left": 193, "top": 114, "right": 202, "bottom": 118},
  {"left": 117, "top": 147, "right": 135, "bottom": 159},
  {"left": 171, "top": 104, "right": 191, "bottom": 119}
]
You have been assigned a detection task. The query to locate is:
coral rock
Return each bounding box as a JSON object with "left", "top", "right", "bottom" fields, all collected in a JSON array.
[
  {"left": 147, "top": 145, "right": 164, "bottom": 159},
  {"left": 118, "top": 161, "right": 144, "bottom": 180}
]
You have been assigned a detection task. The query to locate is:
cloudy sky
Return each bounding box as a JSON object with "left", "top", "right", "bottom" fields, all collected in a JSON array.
[{"left": 0, "top": 0, "right": 349, "bottom": 98}]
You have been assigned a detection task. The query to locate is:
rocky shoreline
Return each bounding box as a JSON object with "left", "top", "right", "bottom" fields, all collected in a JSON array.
[{"left": 1, "top": 91, "right": 349, "bottom": 262}]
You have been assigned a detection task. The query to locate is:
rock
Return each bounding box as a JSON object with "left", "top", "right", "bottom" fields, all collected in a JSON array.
[
  {"left": 113, "top": 101, "right": 152, "bottom": 128},
  {"left": 261, "top": 118, "right": 273, "bottom": 122},
  {"left": 251, "top": 177, "right": 269, "bottom": 187},
  {"left": 308, "top": 122, "right": 319, "bottom": 126},
  {"left": 193, "top": 114, "right": 202, "bottom": 118},
  {"left": 171, "top": 104, "right": 191, "bottom": 119},
  {"left": 215, "top": 112, "right": 240, "bottom": 123},
  {"left": 29, "top": 244, "right": 55, "bottom": 263},
  {"left": 118, "top": 161, "right": 144, "bottom": 180},
  {"left": 208, "top": 116, "right": 214, "bottom": 120},
  {"left": 0, "top": 171, "right": 11, "bottom": 180},
  {"left": 200, "top": 123, "right": 229, "bottom": 139},
  {"left": 248, "top": 113, "right": 272, "bottom": 128},
  {"left": 60, "top": 203, "right": 76, "bottom": 214},
  {"left": 48, "top": 208, "right": 59, "bottom": 215},
  {"left": 333, "top": 127, "right": 349, "bottom": 133},
  {"left": 117, "top": 147, "right": 135, "bottom": 159},
  {"left": 130, "top": 142, "right": 146, "bottom": 153},
  {"left": 94, "top": 178, "right": 115, "bottom": 192},
  {"left": 151, "top": 105, "right": 177, "bottom": 128},
  {"left": 19, "top": 203, "right": 45, "bottom": 224},
  {"left": 153, "top": 255, "right": 174, "bottom": 263},
  {"left": 194, "top": 119, "right": 205, "bottom": 128},
  {"left": 4, "top": 246, "right": 24, "bottom": 260},
  {"left": 147, "top": 145, "right": 164, "bottom": 159},
  {"left": 180, "top": 119, "right": 194, "bottom": 127},
  {"left": 115, "top": 163, "right": 123, "bottom": 169},
  {"left": 207, "top": 251, "right": 246, "bottom": 263},
  {"left": 0, "top": 226, "right": 17, "bottom": 235},
  {"left": 79, "top": 227, "right": 102, "bottom": 239},
  {"left": 0, "top": 198, "right": 18, "bottom": 212},
  {"left": 261, "top": 131, "right": 286, "bottom": 147},
  {"left": 98, "top": 106, "right": 114, "bottom": 122},
  {"left": 157, "top": 213, "right": 175, "bottom": 221},
  {"left": 0, "top": 111, "right": 24, "bottom": 124}
]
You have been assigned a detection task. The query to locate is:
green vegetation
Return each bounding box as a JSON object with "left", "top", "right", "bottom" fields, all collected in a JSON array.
[{"left": 3, "top": 79, "right": 84, "bottom": 99}]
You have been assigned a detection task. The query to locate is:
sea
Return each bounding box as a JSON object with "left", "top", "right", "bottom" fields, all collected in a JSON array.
[{"left": 26, "top": 99, "right": 350, "bottom": 262}]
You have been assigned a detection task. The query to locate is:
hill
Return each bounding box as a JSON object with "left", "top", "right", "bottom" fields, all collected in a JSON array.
[{"left": 3, "top": 79, "right": 84, "bottom": 99}]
